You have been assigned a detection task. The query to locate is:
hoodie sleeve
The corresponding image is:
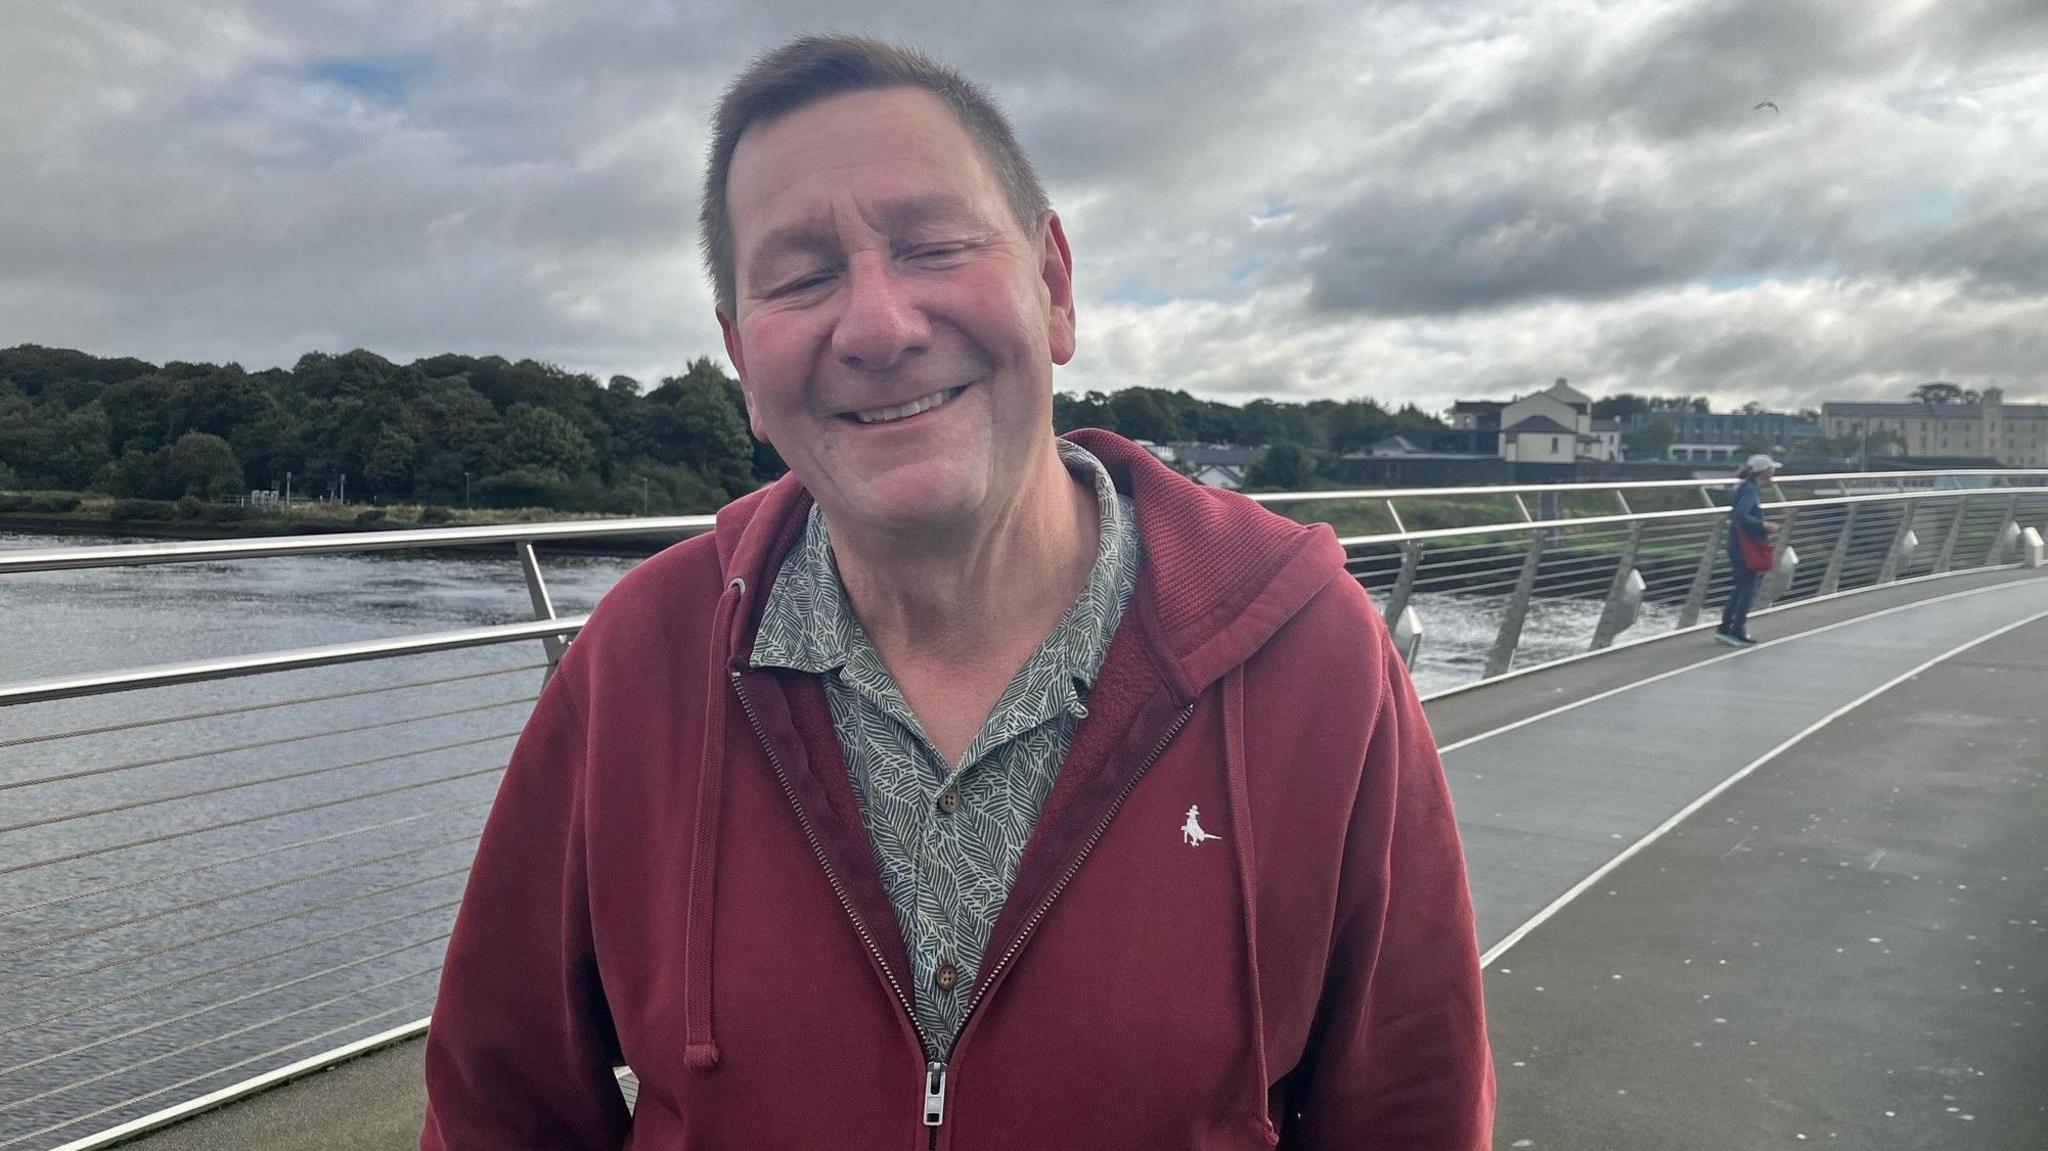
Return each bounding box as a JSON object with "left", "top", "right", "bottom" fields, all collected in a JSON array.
[
  {"left": 1288, "top": 637, "right": 1495, "bottom": 1149},
  {"left": 421, "top": 673, "right": 632, "bottom": 1151}
]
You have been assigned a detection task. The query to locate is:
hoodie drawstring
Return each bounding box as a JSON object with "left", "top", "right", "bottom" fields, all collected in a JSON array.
[
  {"left": 684, "top": 576, "right": 746, "bottom": 1070},
  {"left": 1223, "top": 668, "right": 1277, "bottom": 1143}
]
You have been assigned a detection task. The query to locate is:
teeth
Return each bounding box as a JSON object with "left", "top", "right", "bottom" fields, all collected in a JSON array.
[{"left": 854, "top": 388, "right": 956, "bottom": 424}]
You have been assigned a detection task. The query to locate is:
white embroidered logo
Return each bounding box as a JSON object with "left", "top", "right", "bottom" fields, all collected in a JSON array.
[{"left": 1181, "top": 805, "right": 1219, "bottom": 846}]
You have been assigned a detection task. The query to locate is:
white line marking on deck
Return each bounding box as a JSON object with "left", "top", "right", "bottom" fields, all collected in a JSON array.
[
  {"left": 1439, "top": 577, "right": 2045, "bottom": 755},
  {"left": 1479, "top": 605, "right": 2048, "bottom": 970}
]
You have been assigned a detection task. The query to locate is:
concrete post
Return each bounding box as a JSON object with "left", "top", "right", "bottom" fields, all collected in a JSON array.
[
  {"left": 1817, "top": 502, "right": 1861, "bottom": 596},
  {"left": 1591, "top": 520, "right": 1646, "bottom": 650},
  {"left": 1678, "top": 487, "right": 1721, "bottom": 629},
  {"left": 1877, "top": 503, "right": 1918, "bottom": 584},
  {"left": 1393, "top": 604, "right": 1424, "bottom": 666},
  {"left": 1484, "top": 530, "right": 1546, "bottom": 679},
  {"left": 1383, "top": 542, "right": 1421, "bottom": 629},
  {"left": 1983, "top": 494, "right": 2020, "bottom": 566},
  {"left": 1933, "top": 495, "right": 1971, "bottom": 574}
]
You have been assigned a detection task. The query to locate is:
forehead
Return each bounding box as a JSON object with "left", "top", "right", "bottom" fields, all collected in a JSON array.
[{"left": 725, "top": 87, "right": 1008, "bottom": 243}]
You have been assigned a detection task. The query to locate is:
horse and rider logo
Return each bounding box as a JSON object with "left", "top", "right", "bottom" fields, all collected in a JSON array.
[{"left": 1180, "top": 805, "right": 1219, "bottom": 846}]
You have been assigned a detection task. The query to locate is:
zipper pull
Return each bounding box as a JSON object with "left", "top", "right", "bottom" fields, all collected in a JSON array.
[{"left": 922, "top": 1061, "right": 948, "bottom": 1127}]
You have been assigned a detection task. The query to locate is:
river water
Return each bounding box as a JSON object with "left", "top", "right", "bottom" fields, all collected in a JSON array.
[{"left": 0, "top": 529, "right": 1673, "bottom": 1148}]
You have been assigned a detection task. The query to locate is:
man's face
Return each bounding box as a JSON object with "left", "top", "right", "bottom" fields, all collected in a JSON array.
[{"left": 719, "top": 87, "right": 1075, "bottom": 542}]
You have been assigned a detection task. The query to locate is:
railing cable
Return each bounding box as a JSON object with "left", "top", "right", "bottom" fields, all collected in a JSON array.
[
  {"left": 0, "top": 732, "right": 517, "bottom": 835},
  {"left": 0, "top": 663, "right": 545, "bottom": 750},
  {"left": 0, "top": 763, "right": 505, "bottom": 879}
]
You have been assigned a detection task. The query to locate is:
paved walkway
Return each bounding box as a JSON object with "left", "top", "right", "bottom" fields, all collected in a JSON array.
[
  {"left": 1485, "top": 611, "right": 2048, "bottom": 1148},
  {"left": 1443, "top": 573, "right": 2048, "bottom": 955},
  {"left": 111, "top": 570, "right": 2048, "bottom": 1150}
]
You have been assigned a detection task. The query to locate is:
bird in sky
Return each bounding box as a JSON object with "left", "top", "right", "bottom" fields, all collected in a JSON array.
[{"left": 1754, "top": 101, "right": 1780, "bottom": 113}]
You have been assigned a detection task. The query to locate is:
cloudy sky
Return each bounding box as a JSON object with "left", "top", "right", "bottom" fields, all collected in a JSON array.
[{"left": 3, "top": 0, "right": 2044, "bottom": 413}]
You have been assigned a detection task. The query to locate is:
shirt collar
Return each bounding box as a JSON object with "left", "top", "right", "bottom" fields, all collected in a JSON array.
[{"left": 749, "top": 438, "right": 1135, "bottom": 706}]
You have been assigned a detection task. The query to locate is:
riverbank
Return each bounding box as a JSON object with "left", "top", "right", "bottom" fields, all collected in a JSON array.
[{"left": 0, "top": 492, "right": 699, "bottom": 556}]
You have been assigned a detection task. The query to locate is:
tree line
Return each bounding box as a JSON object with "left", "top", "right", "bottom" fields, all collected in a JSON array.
[
  {"left": 0, "top": 345, "right": 772, "bottom": 515},
  {"left": 0, "top": 344, "right": 1446, "bottom": 511}
]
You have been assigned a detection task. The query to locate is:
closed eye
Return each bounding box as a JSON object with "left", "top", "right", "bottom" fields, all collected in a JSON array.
[{"left": 769, "top": 272, "right": 834, "bottom": 297}]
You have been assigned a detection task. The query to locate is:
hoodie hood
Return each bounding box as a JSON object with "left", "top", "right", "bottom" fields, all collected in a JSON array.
[{"left": 708, "top": 427, "right": 1348, "bottom": 698}]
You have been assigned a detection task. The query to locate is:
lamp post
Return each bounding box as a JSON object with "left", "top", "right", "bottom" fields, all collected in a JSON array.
[{"left": 463, "top": 471, "right": 471, "bottom": 509}]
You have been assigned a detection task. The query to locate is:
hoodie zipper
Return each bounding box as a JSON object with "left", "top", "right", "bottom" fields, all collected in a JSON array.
[
  {"left": 953, "top": 702, "right": 1196, "bottom": 1037},
  {"left": 736, "top": 668, "right": 1196, "bottom": 1141},
  {"left": 728, "top": 674, "right": 940, "bottom": 1083}
]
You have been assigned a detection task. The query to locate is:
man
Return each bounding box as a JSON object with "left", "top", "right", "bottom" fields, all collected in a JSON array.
[{"left": 423, "top": 35, "right": 1492, "bottom": 1149}]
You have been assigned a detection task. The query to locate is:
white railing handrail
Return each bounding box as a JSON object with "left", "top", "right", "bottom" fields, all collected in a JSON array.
[
  {"left": 1333, "top": 486, "right": 2017, "bottom": 548},
  {"left": 0, "top": 514, "right": 718, "bottom": 575},
  {"left": 1247, "top": 467, "right": 2048, "bottom": 505},
  {"left": 5, "top": 469, "right": 2046, "bottom": 576}
]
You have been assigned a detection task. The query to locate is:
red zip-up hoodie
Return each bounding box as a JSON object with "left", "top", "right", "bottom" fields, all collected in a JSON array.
[{"left": 421, "top": 429, "right": 1493, "bottom": 1150}]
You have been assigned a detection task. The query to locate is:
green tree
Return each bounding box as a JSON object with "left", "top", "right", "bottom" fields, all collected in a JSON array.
[
  {"left": 1622, "top": 418, "right": 1676, "bottom": 460},
  {"left": 1909, "top": 382, "right": 1970, "bottom": 406},
  {"left": 0, "top": 398, "right": 113, "bottom": 489},
  {"left": 498, "top": 403, "right": 597, "bottom": 478},
  {"left": 164, "top": 432, "right": 244, "bottom": 499},
  {"left": 1053, "top": 391, "right": 1110, "bottom": 432},
  {"left": 362, "top": 427, "right": 419, "bottom": 494},
  {"left": 1244, "top": 441, "right": 1313, "bottom": 490},
  {"left": 644, "top": 372, "right": 755, "bottom": 496},
  {"left": 1107, "top": 388, "right": 1179, "bottom": 442},
  {"left": 1591, "top": 393, "right": 1652, "bottom": 421}
]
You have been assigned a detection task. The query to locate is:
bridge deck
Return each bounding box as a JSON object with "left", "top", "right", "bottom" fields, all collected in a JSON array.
[
  {"left": 108, "top": 569, "right": 2048, "bottom": 1150},
  {"left": 1485, "top": 610, "right": 2048, "bottom": 1148}
]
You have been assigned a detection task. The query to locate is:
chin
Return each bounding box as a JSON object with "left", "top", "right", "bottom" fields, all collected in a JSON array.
[{"left": 845, "top": 464, "right": 990, "bottom": 537}]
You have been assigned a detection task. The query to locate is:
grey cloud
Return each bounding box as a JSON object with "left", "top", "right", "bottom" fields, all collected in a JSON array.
[
  {"left": 1, "top": 0, "right": 2044, "bottom": 410},
  {"left": 1305, "top": 183, "right": 1736, "bottom": 314}
]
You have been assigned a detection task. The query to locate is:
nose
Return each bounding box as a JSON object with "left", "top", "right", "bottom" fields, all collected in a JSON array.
[{"left": 831, "top": 255, "right": 929, "bottom": 373}]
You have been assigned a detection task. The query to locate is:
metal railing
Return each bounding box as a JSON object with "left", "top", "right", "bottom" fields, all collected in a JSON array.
[{"left": 3, "top": 469, "right": 2046, "bottom": 1150}]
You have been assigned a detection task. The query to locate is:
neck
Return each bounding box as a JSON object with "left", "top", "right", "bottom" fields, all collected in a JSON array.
[{"left": 830, "top": 441, "right": 1099, "bottom": 665}]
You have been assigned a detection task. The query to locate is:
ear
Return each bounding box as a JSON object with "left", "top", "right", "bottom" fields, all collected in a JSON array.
[
  {"left": 717, "top": 308, "right": 767, "bottom": 440},
  {"left": 1039, "top": 212, "right": 1077, "bottom": 366}
]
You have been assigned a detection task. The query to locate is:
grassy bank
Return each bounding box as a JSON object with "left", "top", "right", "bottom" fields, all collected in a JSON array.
[{"left": 0, "top": 489, "right": 701, "bottom": 552}]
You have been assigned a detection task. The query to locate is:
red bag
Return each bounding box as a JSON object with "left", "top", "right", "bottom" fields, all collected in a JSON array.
[{"left": 1737, "top": 530, "right": 1775, "bottom": 572}]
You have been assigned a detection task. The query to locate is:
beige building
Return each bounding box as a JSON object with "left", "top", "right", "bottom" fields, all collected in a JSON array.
[
  {"left": 1493, "top": 378, "right": 1622, "bottom": 463},
  {"left": 1823, "top": 387, "right": 2048, "bottom": 467}
]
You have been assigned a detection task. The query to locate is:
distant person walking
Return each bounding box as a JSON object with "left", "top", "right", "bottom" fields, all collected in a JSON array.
[{"left": 1718, "top": 454, "right": 1780, "bottom": 646}]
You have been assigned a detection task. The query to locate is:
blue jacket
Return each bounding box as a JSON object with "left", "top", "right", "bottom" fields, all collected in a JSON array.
[{"left": 1728, "top": 478, "right": 1768, "bottom": 553}]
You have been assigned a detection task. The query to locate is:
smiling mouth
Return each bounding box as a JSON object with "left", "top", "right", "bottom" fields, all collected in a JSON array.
[{"left": 848, "top": 386, "right": 966, "bottom": 425}]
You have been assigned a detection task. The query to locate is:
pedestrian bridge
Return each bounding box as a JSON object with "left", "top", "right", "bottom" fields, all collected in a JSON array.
[{"left": 4, "top": 469, "right": 2045, "bottom": 1150}]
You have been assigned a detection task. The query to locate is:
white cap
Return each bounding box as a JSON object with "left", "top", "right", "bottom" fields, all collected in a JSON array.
[{"left": 1745, "top": 453, "right": 1781, "bottom": 473}]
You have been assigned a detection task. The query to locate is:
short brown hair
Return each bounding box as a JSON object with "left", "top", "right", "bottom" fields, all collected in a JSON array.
[{"left": 699, "top": 35, "right": 1051, "bottom": 318}]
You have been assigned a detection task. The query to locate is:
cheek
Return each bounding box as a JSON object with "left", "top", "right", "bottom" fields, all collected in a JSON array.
[{"left": 735, "top": 321, "right": 808, "bottom": 411}]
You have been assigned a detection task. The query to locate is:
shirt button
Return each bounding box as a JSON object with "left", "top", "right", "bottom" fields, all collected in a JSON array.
[
  {"left": 936, "top": 790, "right": 959, "bottom": 814},
  {"left": 935, "top": 963, "right": 959, "bottom": 992}
]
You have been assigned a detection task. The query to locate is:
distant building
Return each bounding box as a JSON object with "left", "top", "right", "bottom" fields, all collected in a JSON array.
[
  {"left": 1823, "top": 387, "right": 2048, "bottom": 467},
  {"left": 1587, "top": 418, "right": 1623, "bottom": 461},
  {"left": 1622, "top": 409, "right": 1823, "bottom": 461},
  {"left": 1140, "top": 442, "right": 1265, "bottom": 489},
  {"left": 1500, "top": 414, "right": 1578, "bottom": 463},
  {"left": 1448, "top": 400, "right": 1506, "bottom": 431},
  {"left": 1665, "top": 443, "right": 1743, "bottom": 464},
  {"left": 1454, "top": 378, "right": 1618, "bottom": 463}
]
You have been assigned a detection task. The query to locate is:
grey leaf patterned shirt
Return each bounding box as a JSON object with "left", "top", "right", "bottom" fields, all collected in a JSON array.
[{"left": 751, "top": 440, "right": 1141, "bottom": 1057}]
